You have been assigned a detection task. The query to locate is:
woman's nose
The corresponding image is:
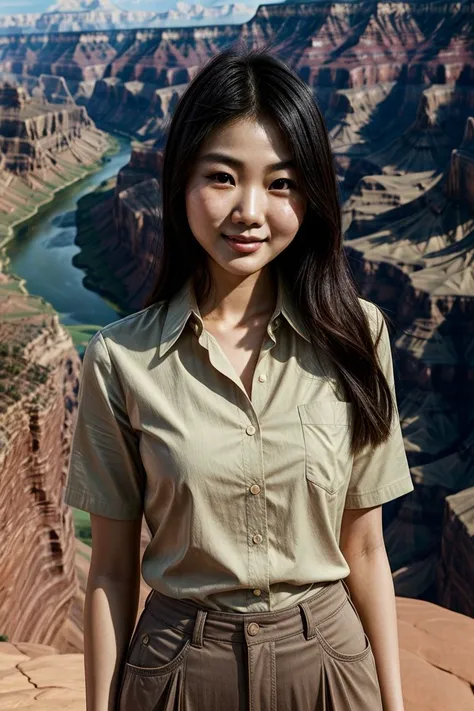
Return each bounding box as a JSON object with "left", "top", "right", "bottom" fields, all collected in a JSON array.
[{"left": 231, "top": 186, "right": 266, "bottom": 227}]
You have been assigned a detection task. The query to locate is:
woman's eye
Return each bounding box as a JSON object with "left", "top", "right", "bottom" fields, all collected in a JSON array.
[
  {"left": 272, "top": 178, "right": 297, "bottom": 190},
  {"left": 206, "top": 174, "right": 297, "bottom": 190},
  {"left": 207, "top": 172, "right": 234, "bottom": 185}
]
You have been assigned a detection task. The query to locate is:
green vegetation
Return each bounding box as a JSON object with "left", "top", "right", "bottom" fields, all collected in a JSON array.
[
  {"left": 64, "top": 324, "right": 103, "bottom": 354},
  {"left": 73, "top": 508, "right": 92, "bottom": 547}
]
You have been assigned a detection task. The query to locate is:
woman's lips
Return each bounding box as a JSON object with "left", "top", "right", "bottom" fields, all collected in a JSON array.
[{"left": 222, "top": 234, "right": 267, "bottom": 253}]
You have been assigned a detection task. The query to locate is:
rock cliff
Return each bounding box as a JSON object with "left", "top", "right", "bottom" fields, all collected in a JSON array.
[
  {"left": 0, "top": 268, "right": 82, "bottom": 651},
  {"left": 0, "top": 82, "right": 113, "bottom": 244},
  {"left": 72, "top": 140, "right": 163, "bottom": 312},
  {"left": 437, "top": 486, "right": 474, "bottom": 617},
  {"left": 341, "top": 109, "right": 474, "bottom": 609}
]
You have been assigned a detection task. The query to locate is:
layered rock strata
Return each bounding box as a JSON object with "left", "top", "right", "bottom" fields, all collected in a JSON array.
[
  {"left": 72, "top": 140, "right": 163, "bottom": 312},
  {"left": 342, "top": 111, "right": 474, "bottom": 605},
  {"left": 0, "top": 82, "right": 113, "bottom": 243},
  {"left": 437, "top": 486, "right": 474, "bottom": 617},
  {"left": 0, "top": 2, "right": 472, "bottom": 138},
  {"left": 0, "top": 269, "right": 82, "bottom": 650}
]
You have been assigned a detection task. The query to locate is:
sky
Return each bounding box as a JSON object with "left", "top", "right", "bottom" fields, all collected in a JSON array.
[{"left": 0, "top": 0, "right": 171, "bottom": 14}]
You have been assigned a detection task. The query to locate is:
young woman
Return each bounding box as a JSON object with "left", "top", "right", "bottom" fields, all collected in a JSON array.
[{"left": 64, "top": 46, "right": 414, "bottom": 711}]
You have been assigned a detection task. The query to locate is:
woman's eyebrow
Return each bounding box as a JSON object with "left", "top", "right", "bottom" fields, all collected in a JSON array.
[{"left": 199, "top": 152, "right": 295, "bottom": 171}]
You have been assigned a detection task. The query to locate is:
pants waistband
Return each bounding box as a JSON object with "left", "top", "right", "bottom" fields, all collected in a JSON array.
[{"left": 142, "top": 578, "right": 359, "bottom": 648}]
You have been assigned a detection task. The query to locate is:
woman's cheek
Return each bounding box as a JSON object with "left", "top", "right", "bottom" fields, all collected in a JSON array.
[{"left": 271, "top": 200, "right": 305, "bottom": 236}]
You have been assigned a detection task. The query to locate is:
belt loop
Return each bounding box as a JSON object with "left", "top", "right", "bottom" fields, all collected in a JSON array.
[
  {"left": 191, "top": 609, "right": 208, "bottom": 648},
  {"left": 299, "top": 601, "right": 317, "bottom": 640}
]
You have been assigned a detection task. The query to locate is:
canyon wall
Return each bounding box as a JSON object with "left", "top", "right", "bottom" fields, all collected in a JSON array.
[
  {"left": 0, "top": 1, "right": 472, "bottom": 139},
  {"left": 0, "top": 82, "right": 112, "bottom": 244},
  {"left": 0, "top": 268, "right": 82, "bottom": 650},
  {"left": 342, "top": 105, "right": 474, "bottom": 607}
]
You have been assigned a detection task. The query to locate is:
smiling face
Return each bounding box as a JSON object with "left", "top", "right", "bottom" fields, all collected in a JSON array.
[{"left": 184, "top": 116, "right": 307, "bottom": 283}]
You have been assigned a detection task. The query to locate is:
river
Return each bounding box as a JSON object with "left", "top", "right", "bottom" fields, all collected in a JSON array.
[{"left": 4, "top": 134, "right": 132, "bottom": 330}]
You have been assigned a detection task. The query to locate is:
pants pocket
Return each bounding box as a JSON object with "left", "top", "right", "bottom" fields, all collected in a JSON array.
[
  {"left": 116, "top": 608, "right": 191, "bottom": 711},
  {"left": 117, "top": 662, "right": 186, "bottom": 711},
  {"left": 314, "top": 597, "right": 372, "bottom": 662},
  {"left": 128, "top": 608, "right": 191, "bottom": 672}
]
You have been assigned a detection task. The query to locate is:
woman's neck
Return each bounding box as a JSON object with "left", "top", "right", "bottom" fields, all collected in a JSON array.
[{"left": 198, "top": 265, "right": 277, "bottom": 328}]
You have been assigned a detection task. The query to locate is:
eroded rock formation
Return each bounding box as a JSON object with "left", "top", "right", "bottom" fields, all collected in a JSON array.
[
  {"left": 341, "top": 108, "right": 474, "bottom": 608},
  {"left": 72, "top": 140, "right": 163, "bottom": 311},
  {"left": 0, "top": 2, "right": 472, "bottom": 139},
  {"left": 0, "top": 269, "right": 82, "bottom": 650},
  {"left": 0, "top": 81, "right": 112, "bottom": 243},
  {"left": 437, "top": 486, "right": 474, "bottom": 617}
]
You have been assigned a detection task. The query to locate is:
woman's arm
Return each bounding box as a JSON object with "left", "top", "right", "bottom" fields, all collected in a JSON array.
[
  {"left": 84, "top": 514, "right": 142, "bottom": 711},
  {"left": 340, "top": 505, "right": 405, "bottom": 711}
]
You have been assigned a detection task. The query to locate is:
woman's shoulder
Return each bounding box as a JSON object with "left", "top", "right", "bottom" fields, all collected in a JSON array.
[{"left": 94, "top": 300, "right": 168, "bottom": 355}]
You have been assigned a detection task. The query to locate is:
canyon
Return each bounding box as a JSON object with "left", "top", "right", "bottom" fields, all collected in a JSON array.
[
  {"left": 0, "top": 1, "right": 473, "bottom": 707},
  {"left": 0, "top": 80, "right": 113, "bottom": 245}
]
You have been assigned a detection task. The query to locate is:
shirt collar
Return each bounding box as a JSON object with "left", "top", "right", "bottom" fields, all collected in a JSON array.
[{"left": 158, "top": 265, "right": 311, "bottom": 358}]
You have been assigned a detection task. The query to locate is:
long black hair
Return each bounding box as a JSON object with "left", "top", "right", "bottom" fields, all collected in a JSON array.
[{"left": 142, "top": 44, "right": 394, "bottom": 457}]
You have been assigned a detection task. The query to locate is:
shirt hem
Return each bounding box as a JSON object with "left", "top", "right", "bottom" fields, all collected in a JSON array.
[
  {"left": 344, "top": 475, "right": 414, "bottom": 509},
  {"left": 63, "top": 486, "right": 143, "bottom": 520}
]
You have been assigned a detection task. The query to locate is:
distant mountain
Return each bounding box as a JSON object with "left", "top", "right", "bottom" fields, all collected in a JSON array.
[
  {"left": 0, "top": 0, "right": 273, "bottom": 32},
  {"left": 46, "top": 0, "right": 123, "bottom": 11}
]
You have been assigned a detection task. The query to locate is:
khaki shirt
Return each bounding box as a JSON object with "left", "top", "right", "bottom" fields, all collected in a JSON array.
[{"left": 64, "top": 267, "right": 414, "bottom": 612}]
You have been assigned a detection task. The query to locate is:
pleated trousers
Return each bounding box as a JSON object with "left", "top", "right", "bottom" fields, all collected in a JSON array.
[{"left": 116, "top": 578, "right": 383, "bottom": 711}]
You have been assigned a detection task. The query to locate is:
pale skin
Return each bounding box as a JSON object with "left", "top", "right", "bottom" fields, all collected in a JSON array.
[{"left": 86, "top": 116, "right": 405, "bottom": 711}]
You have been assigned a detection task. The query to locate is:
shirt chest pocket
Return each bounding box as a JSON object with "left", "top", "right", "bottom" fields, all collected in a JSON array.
[{"left": 297, "top": 401, "right": 354, "bottom": 495}]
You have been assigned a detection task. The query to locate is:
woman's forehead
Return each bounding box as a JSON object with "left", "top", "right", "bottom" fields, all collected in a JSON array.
[{"left": 196, "top": 117, "right": 294, "bottom": 165}]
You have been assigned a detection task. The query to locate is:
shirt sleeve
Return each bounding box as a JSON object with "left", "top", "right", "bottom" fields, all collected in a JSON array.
[
  {"left": 344, "top": 303, "right": 414, "bottom": 509},
  {"left": 63, "top": 330, "right": 145, "bottom": 520}
]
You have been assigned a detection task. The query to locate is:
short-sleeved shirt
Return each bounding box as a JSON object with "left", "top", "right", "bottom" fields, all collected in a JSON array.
[{"left": 63, "top": 265, "right": 414, "bottom": 612}]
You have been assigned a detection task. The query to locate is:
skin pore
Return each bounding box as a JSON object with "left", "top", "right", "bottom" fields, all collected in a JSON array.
[{"left": 184, "top": 116, "right": 307, "bottom": 332}]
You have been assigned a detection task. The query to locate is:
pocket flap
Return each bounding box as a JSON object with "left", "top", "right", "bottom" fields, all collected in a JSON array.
[{"left": 298, "top": 400, "right": 352, "bottom": 426}]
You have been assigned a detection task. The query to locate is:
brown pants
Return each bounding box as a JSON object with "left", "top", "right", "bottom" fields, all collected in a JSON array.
[{"left": 117, "top": 578, "right": 383, "bottom": 710}]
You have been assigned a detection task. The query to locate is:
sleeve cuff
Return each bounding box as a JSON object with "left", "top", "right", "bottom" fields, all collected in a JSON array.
[
  {"left": 63, "top": 486, "right": 143, "bottom": 521},
  {"left": 344, "top": 475, "right": 414, "bottom": 509}
]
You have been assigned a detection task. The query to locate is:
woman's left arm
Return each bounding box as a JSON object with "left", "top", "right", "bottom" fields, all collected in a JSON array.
[{"left": 340, "top": 505, "right": 405, "bottom": 711}]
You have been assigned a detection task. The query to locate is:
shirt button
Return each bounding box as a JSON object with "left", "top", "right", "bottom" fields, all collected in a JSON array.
[
  {"left": 246, "top": 425, "right": 256, "bottom": 436},
  {"left": 253, "top": 589, "right": 262, "bottom": 597},
  {"left": 252, "top": 533, "right": 263, "bottom": 545},
  {"left": 247, "top": 622, "right": 260, "bottom": 636},
  {"left": 142, "top": 634, "right": 150, "bottom": 645},
  {"left": 258, "top": 373, "right": 267, "bottom": 383},
  {"left": 249, "top": 484, "right": 261, "bottom": 495}
]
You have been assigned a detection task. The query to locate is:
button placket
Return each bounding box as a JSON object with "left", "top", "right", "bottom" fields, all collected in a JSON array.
[{"left": 241, "top": 412, "right": 268, "bottom": 610}]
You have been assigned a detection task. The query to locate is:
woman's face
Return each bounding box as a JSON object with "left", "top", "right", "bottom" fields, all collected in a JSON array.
[{"left": 185, "top": 116, "right": 307, "bottom": 280}]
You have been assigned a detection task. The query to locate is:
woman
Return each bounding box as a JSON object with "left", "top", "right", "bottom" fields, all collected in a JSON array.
[{"left": 64, "top": 46, "right": 414, "bottom": 711}]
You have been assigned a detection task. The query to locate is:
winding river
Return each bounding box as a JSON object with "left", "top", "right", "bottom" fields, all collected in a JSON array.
[{"left": 4, "top": 134, "right": 132, "bottom": 330}]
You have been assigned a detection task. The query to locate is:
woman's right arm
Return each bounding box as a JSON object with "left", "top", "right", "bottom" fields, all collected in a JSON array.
[{"left": 84, "top": 514, "right": 143, "bottom": 711}]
